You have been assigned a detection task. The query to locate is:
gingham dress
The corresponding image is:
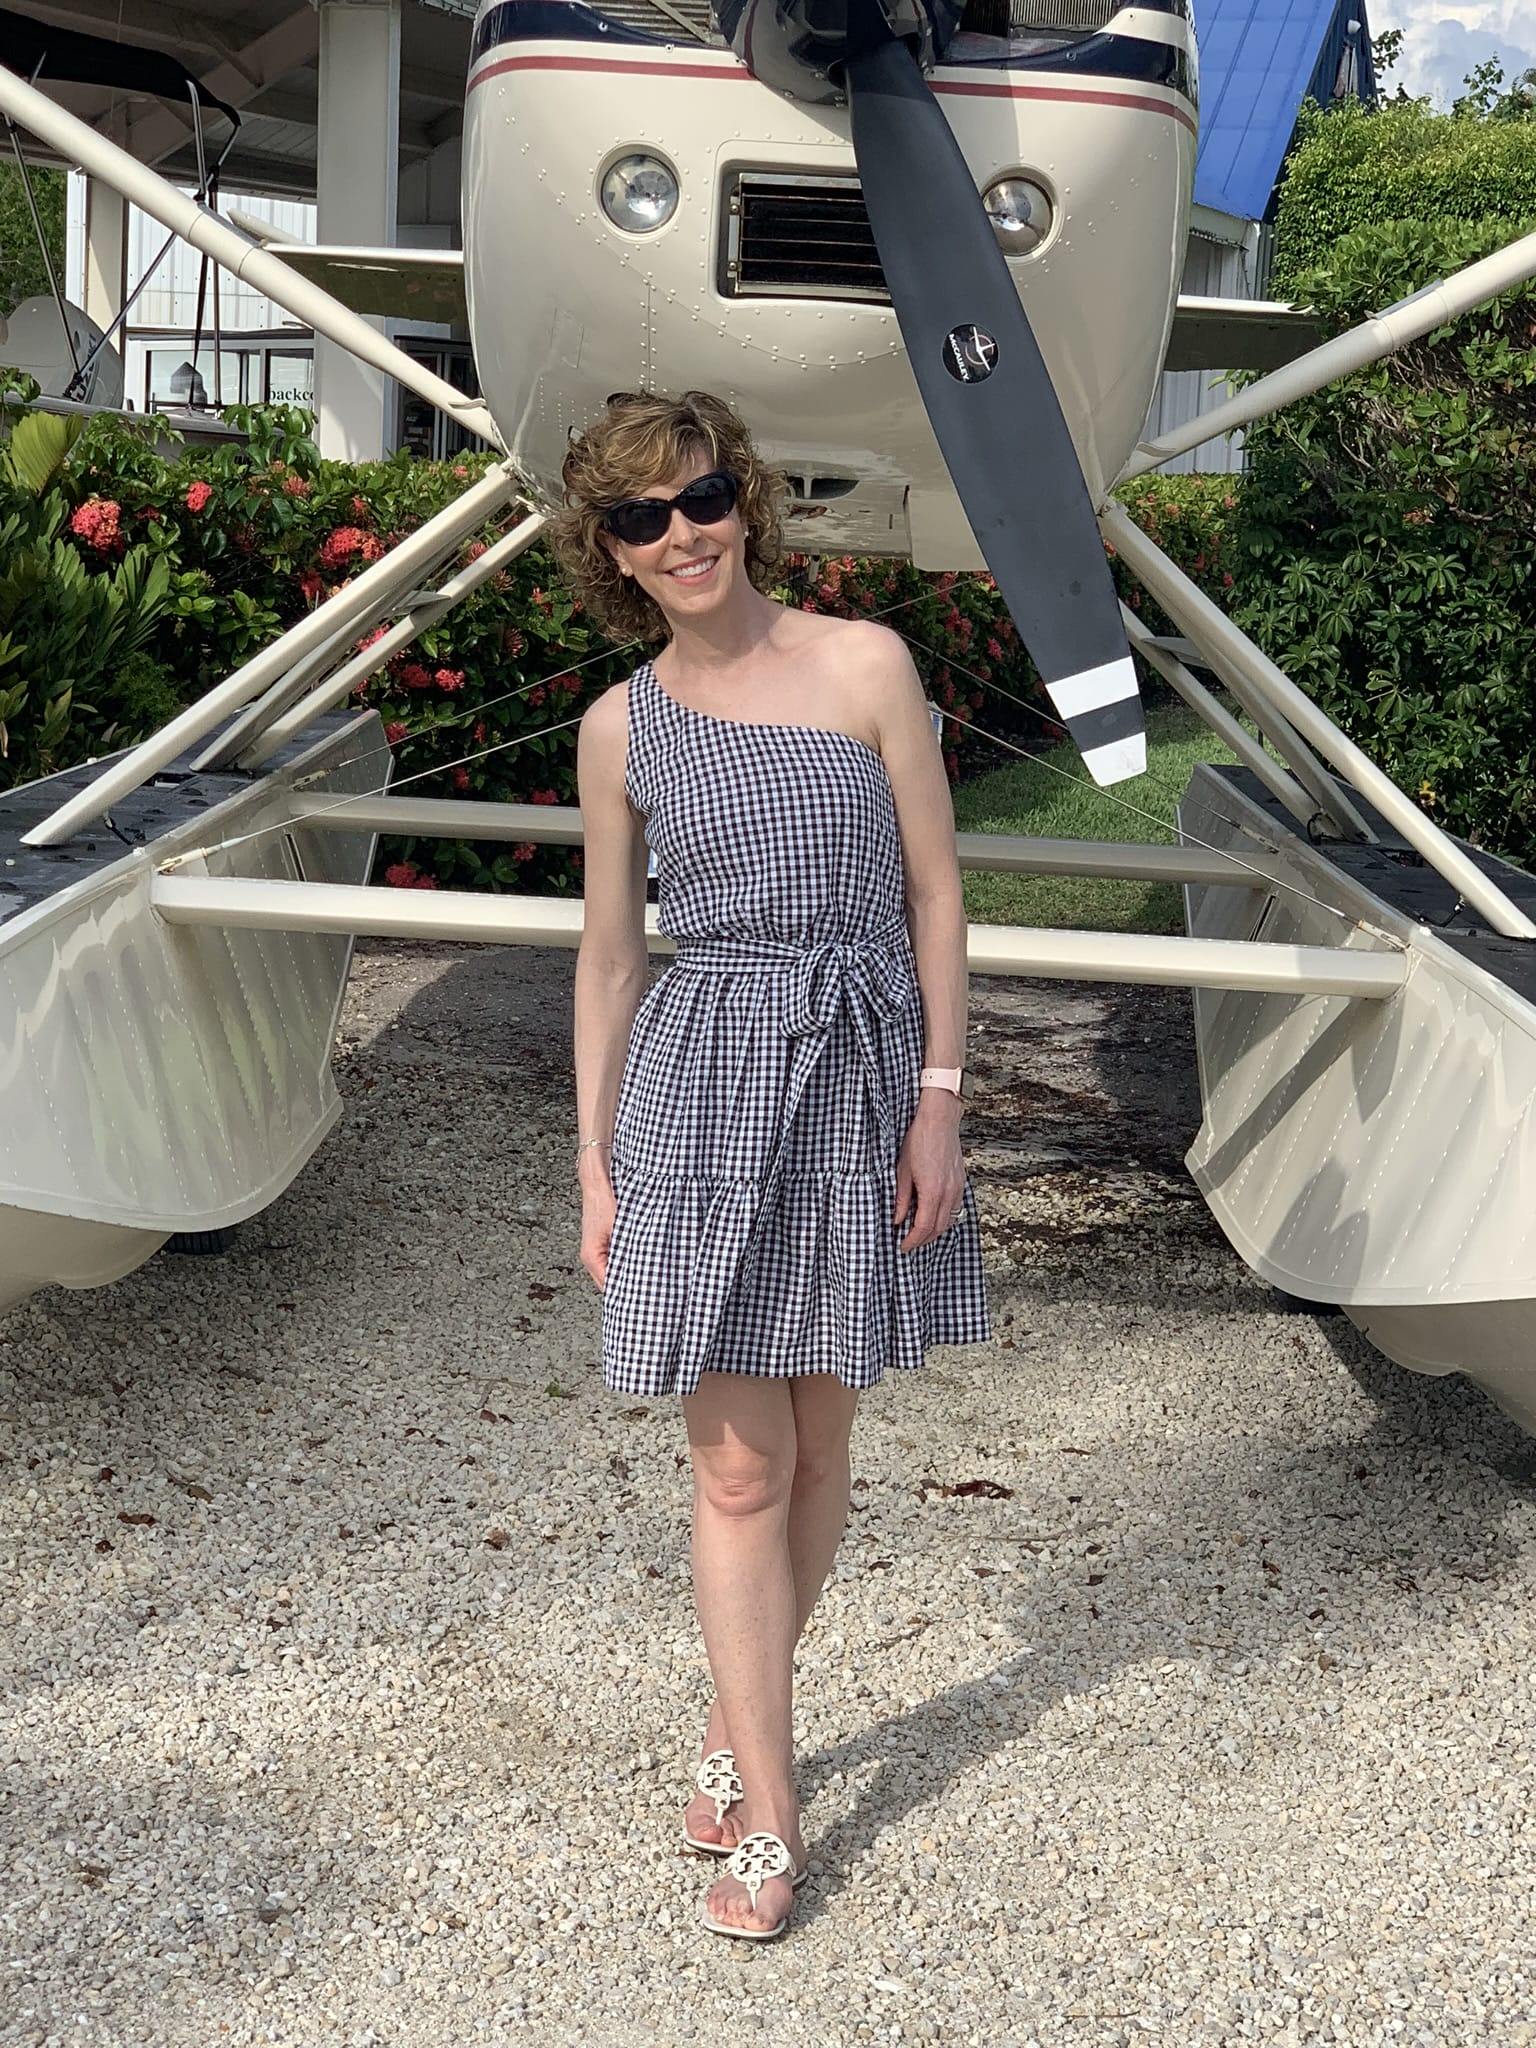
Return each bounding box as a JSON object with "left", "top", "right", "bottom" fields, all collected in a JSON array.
[{"left": 600, "top": 657, "right": 991, "bottom": 1399}]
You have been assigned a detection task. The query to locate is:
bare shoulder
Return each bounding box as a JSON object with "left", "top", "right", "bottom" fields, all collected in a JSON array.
[
  {"left": 789, "top": 608, "right": 913, "bottom": 675},
  {"left": 808, "top": 614, "right": 925, "bottom": 745},
  {"left": 577, "top": 675, "right": 631, "bottom": 789},
  {"left": 843, "top": 614, "right": 913, "bottom": 664},
  {"left": 581, "top": 675, "right": 631, "bottom": 744}
]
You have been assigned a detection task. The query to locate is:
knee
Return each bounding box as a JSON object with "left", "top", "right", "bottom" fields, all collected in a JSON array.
[
  {"left": 792, "top": 1438, "right": 850, "bottom": 1494},
  {"left": 694, "top": 1446, "right": 794, "bottom": 1519}
]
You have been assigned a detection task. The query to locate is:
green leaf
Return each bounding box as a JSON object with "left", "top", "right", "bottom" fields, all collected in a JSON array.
[{"left": 3, "top": 409, "right": 84, "bottom": 495}]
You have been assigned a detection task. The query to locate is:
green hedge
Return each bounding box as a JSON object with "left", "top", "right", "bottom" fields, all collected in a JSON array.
[
  {"left": 1230, "top": 215, "right": 1536, "bottom": 861},
  {"left": 1271, "top": 99, "right": 1536, "bottom": 292}
]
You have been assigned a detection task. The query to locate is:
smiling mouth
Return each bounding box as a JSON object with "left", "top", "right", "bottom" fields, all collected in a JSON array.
[{"left": 668, "top": 556, "right": 719, "bottom": 580}]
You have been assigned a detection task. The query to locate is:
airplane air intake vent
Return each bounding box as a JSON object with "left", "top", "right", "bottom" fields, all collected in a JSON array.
[
  {"left": 721, "top": 173, "right": 889, "bottom": 303},
  {"left": 1010, "top": 0, "right": 1121, "bottom": 29},
  {"left": 598, "top": 0, "right": 726, "bottom": 41}
]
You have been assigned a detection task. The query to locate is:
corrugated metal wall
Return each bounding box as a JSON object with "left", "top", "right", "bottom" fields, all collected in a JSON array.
[
  {"left": 126, "top": 191, "right": 317, "bottom": 331},
  {"left": 67, "top": 174, "right": 317, "bottom": 332},
  {"left": 1142, "top": 233, "right": 1254, "bottom": 475}
]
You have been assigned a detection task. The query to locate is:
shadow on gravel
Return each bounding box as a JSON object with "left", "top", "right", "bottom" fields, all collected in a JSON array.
[{"left": 789, "top": 1317, "right": 1535, "bottom": 1917}]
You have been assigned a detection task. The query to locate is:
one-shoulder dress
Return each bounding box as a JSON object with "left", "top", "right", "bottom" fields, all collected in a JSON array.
[{"left": 600, "top": 657, "right": 991, "bottom": 1399}]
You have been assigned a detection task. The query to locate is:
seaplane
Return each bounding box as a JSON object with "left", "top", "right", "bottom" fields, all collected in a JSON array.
[{"left": 4, "top": 0, "right": 1536, "bottom": 1432}]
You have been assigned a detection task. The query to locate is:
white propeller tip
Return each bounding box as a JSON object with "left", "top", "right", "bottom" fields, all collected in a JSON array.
[{"left": 1080, "top": 732, "right": 1147, "bottom": 786}]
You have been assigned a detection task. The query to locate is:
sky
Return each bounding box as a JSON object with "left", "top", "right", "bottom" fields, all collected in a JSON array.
[{"left": 1378, "top": 0, "right": 1536, "bottom": 107}]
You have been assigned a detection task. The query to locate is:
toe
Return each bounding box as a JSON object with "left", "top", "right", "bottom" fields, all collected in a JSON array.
[{"left": 709, "top": 1878, "right": 785, "bottom": 1933}]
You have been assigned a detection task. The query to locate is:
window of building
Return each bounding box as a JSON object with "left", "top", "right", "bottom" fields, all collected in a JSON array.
[
  {"left": 265, "top": 351, "right": 315, "bottom": 406},
  {"left": 398, "top": 344, "right": 489, "bottom": 461},
  {"left": 144, "top": 347, "right": 250, "bottom": 409}
]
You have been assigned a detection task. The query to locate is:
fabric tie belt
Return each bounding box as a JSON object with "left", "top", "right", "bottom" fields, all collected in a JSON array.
[{"left": 670, "top": 918, "right": 917, "bottom": 1234}]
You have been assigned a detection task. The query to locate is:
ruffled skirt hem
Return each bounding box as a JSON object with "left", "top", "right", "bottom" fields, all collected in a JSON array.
[{"left": 599, "top": 1166, "right": 991, "bottom": 1399}]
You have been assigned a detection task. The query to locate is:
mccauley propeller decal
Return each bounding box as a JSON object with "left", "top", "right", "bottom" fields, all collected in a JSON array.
[{"left": 942, "top": 326, "right": 999, "bottom": 383}]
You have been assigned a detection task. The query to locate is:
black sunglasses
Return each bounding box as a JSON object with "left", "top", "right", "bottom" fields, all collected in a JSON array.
[{"left": 601, "top": 470, "right": 739, "bottom": 548}]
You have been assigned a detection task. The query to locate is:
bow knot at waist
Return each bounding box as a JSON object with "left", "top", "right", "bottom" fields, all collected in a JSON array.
[{"left": 671, "top": 921, "right": 914, "bottom": 1037}]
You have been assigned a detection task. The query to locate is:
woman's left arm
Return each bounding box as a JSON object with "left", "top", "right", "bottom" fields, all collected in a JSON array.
[{"left": 859, "top": 625, "right": 972, "bottom": 1253}]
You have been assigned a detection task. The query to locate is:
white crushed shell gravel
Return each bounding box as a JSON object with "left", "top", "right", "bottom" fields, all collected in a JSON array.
[{"left": 2, "top": 940, "right": 1535, "bottom": 2048}]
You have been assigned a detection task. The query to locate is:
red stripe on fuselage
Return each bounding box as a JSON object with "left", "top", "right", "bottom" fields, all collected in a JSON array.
[{"left": 465, "top": 50, "right": 1198, "bottom": 133}]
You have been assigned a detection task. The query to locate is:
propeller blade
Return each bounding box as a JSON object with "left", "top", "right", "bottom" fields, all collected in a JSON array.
[{"left": 844, "top": 25, "right": 1144, "bottom": 784}]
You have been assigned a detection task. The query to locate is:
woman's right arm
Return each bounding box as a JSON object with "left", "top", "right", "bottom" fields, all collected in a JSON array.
[{"left": 573, "top": 681, "right": 651, "bottom": 1289}]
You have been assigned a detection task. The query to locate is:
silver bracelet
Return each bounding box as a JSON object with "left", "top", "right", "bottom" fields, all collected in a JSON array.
[{"left": 575, "top": 1137, "right": 610, "bottom": 1159}]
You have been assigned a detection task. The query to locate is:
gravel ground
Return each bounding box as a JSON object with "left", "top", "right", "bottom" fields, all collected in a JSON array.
[{"left": 3, "top": 939, "right": 1536, "bottom": 2048}]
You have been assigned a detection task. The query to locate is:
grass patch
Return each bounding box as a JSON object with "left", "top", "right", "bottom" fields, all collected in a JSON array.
[{"left": 953, "top": 705, "right": 1239, "bottom": 934}]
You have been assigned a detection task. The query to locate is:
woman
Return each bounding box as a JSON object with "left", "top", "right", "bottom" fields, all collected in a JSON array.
[{"left": 563, "top": 390, "right": 990, "bottom": 1941}]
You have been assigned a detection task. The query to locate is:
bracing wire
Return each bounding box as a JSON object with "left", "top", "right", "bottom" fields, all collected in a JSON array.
[
  {"left": 157, "top": 571, "right": 1389, "bottom": 944},
  {"left": 902, "top": 629, "right": 1385, "bottom": 939}
]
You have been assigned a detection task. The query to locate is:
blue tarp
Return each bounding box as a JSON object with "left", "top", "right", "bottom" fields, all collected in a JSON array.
[{"left": 1193, "top": 0, "right": 1377, "bottom": 221}]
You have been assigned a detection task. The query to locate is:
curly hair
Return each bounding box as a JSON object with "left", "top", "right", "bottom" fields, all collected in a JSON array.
[{"left": 549, "top": 389, "right": 788, "bottom": 644}]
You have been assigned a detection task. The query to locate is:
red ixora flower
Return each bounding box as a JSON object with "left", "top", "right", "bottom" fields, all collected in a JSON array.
[
  {"left": 526, "top": 683, "right": 547, "bottom": 707},
  {"left": 384, "top": 721, "right": 410, "bottom": 745},
  {"left": 351, "top": 495, "right": 370, "bottom": 519},
  {"left": 383, "top": 860, "right": 439, "bottom": 889},
  {"left": 451, "top": 765, "right": 471, "bottom": 791},
  {"left": 297, "top": 569, "right": 325, "bottom": 603},
  {"left": 397, "top": 663, "right": 433, "bottom": 692},
  {"left": 69, "top": 497, "right": 122, "bottom": 551},
  {"left": 986, "top": 638, "right": 1004, "bottom": 662},
  {"left": 282, "top": 474, "right": 312, "bottom": 498},
  {"left": 355, "top": 625, "right": 389, "bottom": 652},
  {"left": 530, "top": 788, "right": 558, "bottom": 805},
  {"left": 511, "top": 841, "right": 537, "bottom": 861},
  {"left": 472, "top": 720, "right": 487, "bottom": 744},
  {"left": 184, "top": 480, "right": 213, "bottom": 512},
  {"left": 434, "top": 667, "right": 465, "bottom": 692},
  {"left": 319, "top": 526, "right": 385, "bottom": 569}
]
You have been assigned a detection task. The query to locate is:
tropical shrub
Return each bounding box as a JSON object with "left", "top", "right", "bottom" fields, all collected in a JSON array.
[
  {"left": 0, "top": 164, "right": 67, "bottom": 318},
  {"left": 0, "top": 395, "right": 1241, "bottom": 881},
  {"left": 0, "top": 408, "right": 181, "bottom": 781},
  {"left": 1230, "top": 216, "right": 1536, "bottom": 859}
]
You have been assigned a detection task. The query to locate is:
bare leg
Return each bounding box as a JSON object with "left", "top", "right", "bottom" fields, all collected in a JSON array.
[
  {"left": 682, "top": 1373, "right": 859, "bottom": 1852},
  {"left": 787, "top": 1371, "right": 860, "bottom": 1642},
  {"left": 683, "top": 1373, "right": 804, "bottom": 1933}
]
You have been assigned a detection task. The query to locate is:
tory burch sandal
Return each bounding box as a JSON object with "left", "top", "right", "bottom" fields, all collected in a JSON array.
[
  {"left": 699, "top": 1831, "right": 809, "bottom": 1941},
  {"left": 681, "top": 1747, "right": 744, "bottom": 1856}
]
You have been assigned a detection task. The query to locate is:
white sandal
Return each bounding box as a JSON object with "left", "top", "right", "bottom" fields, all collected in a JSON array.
[
  {"left": 699, "top": 1830, "right": 809, "bottom": 1941},
  {"left": 681, "top": 1747, "right": 744, "bottom": 1857}
]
